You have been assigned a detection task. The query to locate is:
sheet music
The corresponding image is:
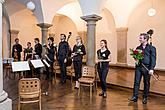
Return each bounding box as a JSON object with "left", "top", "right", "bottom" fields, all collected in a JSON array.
[
  {"left": 30, "top": 59, "right": 44, "bottom": 68},
  {"left": 43, "top": 59, "right": 50, "bottom": 67},
  {"left": 12, "top": 61, "right": 30, "bottom": 72}
]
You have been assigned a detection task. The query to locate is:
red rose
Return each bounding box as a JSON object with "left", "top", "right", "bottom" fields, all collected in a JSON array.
[
  {"left": 142, "top": 51, "right": 144, "bottom": 55},
  {"left": 133, "top": 50, "right": 138, "bottom": 55}
]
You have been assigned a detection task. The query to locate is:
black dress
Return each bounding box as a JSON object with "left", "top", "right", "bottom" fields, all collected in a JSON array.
[
  {"left": 97, "top": 49, "right": 111, "bottom": 92},
  {"left": 72, "top": 44, "right": 86, "bottom": 80},
  {"left": 45, "top": 43, "right": 56, "bottom": 79}
]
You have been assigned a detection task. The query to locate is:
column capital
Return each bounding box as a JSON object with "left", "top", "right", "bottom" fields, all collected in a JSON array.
[
  {"left": 9, "top": 29, "right": 19, "bottom": 35},
  {"left": 81, "top": 14, "right": 102, "bottom": 22},
  {"left": 37, "top": 23, "right": 53, "bottom": 29},
  {"left": 116, "top": 27, "right": 128, "bottom": 32},
  {"left": 0, "top": 0, "right": 5, "bottom": 4}
]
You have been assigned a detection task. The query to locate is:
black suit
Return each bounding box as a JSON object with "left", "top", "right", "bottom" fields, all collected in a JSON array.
[
  {"left": 12, "top": 44, "right": 22, "bottom": 61},
  {"left": 133, "top": 43, "right": 156, "bottom": 98},
  {"left": 46, "top": 43, "right": 56, "bottom": 79},
  {"left": 57, "top": 41, "right": 69, "bottom": 82},
  {"left": 34, "top": 43, "right": 42, "bottom": 58},
  {"left": 34, "top": 43, "right": 42, "bottom": 78}
]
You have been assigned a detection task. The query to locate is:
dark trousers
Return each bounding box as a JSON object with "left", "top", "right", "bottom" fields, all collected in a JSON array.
[
  {"left": 46, "top": 60, "right": 54, "bottom": 79},
  {"left": 97, "top": 63, "right": 109, "bottom": 92},
  {"left": 35, "top": 68, "right": 41, "bottom": 78},
  {"left": 133, "top": 66, "right": 151, "bottom": 98},
  {"left": 73, "top": 60, "right": 82, "bottom": 81},
  {"left": 59, "top": 58, "right": 67, "bottom": 82}
]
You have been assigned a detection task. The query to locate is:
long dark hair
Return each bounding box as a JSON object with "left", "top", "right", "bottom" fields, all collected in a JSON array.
[{"left": 100, "top": 39, "right": 108, "bottom": 49}]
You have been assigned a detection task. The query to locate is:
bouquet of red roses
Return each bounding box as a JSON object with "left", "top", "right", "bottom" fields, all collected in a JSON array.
[{"left": 130, "top": 48, "right": 144, "bottom": 65}]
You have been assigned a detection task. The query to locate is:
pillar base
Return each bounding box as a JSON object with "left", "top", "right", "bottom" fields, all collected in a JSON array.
[{"left": 0, "top": 98, "right": 12, "bottom": 110}]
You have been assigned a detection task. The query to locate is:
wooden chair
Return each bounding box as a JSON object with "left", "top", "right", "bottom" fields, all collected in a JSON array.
[
  {"left": 78, "top": 66, "right": 95, "bottom": 98},
  {"left": 67, "top": 65, "right": 74, "bottom": 84},
  {"left": 18, "top": 78, "right": 41, "bottom": 110}
]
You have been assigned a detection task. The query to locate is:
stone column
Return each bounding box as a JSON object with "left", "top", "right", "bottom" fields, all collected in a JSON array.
[
  {"left": 81, "top": 14, "right": 102, "bottom": 66},
  {"left": 0, "top": 0, "right": 12, "bottom": 110},
  {"left": 116, "top": 27, "right": 128, "bottom": 65},
  {"left": 9, "top": 29, "right": 19, "bottom": 56},
  {"left": 37, "top": 23, "right": 52, "bottom": 45},
  {"left": 37, "top": 23, "right": 52, "bottom": 57}
]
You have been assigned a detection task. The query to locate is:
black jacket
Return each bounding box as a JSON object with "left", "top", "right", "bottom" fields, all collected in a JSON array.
[
  {"left": 47, "top": 43, "right": 56, "bottom": 62},
  {"left": 34, "top": 43, "right": 42, "bottom": 58},
  {"left": 72, "top": 44, "right": 86, "bottom": 61},
  {"left": 57, "top": 41, "right": 69, "bottom": 60},
  {"left": 136, "top": 43, "right": 156, "bottom": 70},
  {"left": 12, "top": 44, "right": 22, "bottom": 59}
]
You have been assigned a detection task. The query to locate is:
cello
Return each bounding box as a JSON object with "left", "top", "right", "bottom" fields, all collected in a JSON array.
[{"left": 66, "top": 32, "right": 72, "bottom": 66}]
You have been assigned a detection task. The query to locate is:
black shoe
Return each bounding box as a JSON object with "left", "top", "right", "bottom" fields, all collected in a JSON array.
[
  {"left": 74, "top": 87, "right": 79, "bottom": 89},
  {"left": 142, "top": 98, "right": 147, "bottom": 104},
  {"left": 129, "top": 96, "right": 138, "bottom": 102},
  {"left": 59, "top": 80, "right": 66, "bottom": 85},
  {"left": 99, "top": 92, "right": 104, "bottom": 96},
  {"left": 103, "top": 92, "right": 107, "bottom": 98}
]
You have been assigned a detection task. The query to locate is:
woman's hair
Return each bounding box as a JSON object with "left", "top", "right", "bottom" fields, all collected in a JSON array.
[
  {"left": 27, "top": 42, "right": 31, "bottom": 45},
  {"left": 100, "top": 39, "right": 108, "bottom": 49},
  {"left": 48, "top": 37, "right": 54, "bottom": 42},
  {"left": 76, "top": 36, "right": 82, "bottom": 43},
  {"left": 34, "top": 38, "right": 39, "bottom": 42}
]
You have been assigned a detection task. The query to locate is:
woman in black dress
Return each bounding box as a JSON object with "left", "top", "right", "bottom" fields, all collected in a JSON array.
[
  {"left": 97, "top": 39, "right": 111, "bottom": 98},
  {"left": 72, "top": 36, "right": 86, "bottom": 89}
]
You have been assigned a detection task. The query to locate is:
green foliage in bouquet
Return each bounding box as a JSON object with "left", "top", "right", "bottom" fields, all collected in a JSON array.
[{"left": 130, "top": 48, "right": 144, "bottom": 65}]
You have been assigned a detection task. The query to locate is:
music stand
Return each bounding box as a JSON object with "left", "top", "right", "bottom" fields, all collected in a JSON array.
[
  {"left": 30, "top": 59, "right": 44, "bottom": 68},
  {"left": 11, "top": 61, "right": 30, "bottom": 72}
]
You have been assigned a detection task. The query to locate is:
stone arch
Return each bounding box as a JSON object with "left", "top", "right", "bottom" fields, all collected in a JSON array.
[
  {"left": 96, "top": 7, "right": 117, "bottom": 64},
  {"left": 50, "top": 14, "right": 79, "bottom": 49}
]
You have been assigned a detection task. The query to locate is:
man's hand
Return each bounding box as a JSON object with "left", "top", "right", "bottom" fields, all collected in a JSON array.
[
  {"left": 64, "top": 58, "right": 67, "bottom": 63},
  {"left": 149, "top": 70, "right": 154, "bottom": 75}
]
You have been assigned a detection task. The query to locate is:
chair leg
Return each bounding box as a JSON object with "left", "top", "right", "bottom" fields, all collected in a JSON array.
[
  {"left": 39, "top": 93, "right": 41, "bottom": 110},
  {"left": 18, "top": 97, "right": 20, "bottom": 110},
  {"left": 71, "top": 73, "right": 73, "bottom": 84},
  {"left": 90, "top": 84, "right": 92, "bottom": 98},
  {"left": 78, "top": 83, "right": 81, "bottom": 96}
]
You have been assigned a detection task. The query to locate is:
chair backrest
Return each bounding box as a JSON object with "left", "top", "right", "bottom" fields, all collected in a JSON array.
[
  {"left": 19, "top": 78, "right": 40, "bottom": 94},
  {"left": 82, "top": 66, "right": 95, "bottom": 78}
]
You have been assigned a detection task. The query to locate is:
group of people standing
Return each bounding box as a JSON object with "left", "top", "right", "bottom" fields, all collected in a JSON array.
[{"left": 11, "top": 32, "right": 156, "bottom": 103}]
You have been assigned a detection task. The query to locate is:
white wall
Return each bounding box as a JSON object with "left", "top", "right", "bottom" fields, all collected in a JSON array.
[
  {"left": 96, "top": 8, "right": 117, "bottom": 64},
  {"left": 105, "top": 0, "right": 144, "bottom": 27},
  {"left": 57, "top": 2, "right": 85, "bottom": 31},
  {"left": 10, "top": 9, "right": 41, "bottom": 54},
  {"left": 127, "top": 0, "right": 165, "bottom": 70},
  {"left": 50, "top": 15, "right": 78, "bottom": 49}
]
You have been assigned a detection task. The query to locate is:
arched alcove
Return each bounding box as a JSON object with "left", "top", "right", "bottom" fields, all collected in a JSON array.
[
  {"left": 127, "top": 0, "right": 165, "bottom": 69},
  {"left": 50, "top": 14, "right": 79, "bottom": 49},
  {"left": 97, "top": 8, "right": 117, "bottom": 64}
]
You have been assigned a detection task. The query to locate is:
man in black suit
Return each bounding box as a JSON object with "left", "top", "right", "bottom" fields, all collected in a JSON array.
[
  {"left": 34, "top": 38, "right": 42, "bottom": 78},
  {"left": 129, "top": 33, "right": 156, "bottom": 104},
  {"left": 34, "top": 38, "right": 42, "bottom": 59},
  {"left": 12, "top": 38, "right": 22, "bottom": 61},
  {"left": 57, "top": 34, "right": 69, "bottom": 84}
]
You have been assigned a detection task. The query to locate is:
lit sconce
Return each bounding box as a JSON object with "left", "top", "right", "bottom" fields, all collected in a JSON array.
[
  {"left": 148, "top": 8, "right": 156, "bottom": 17},
  {"left": 147, "top": 0, "right": 156, "bottom": 17},
  {"left": 26, "top": 0, "right": 36, "bottom": 12}
]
